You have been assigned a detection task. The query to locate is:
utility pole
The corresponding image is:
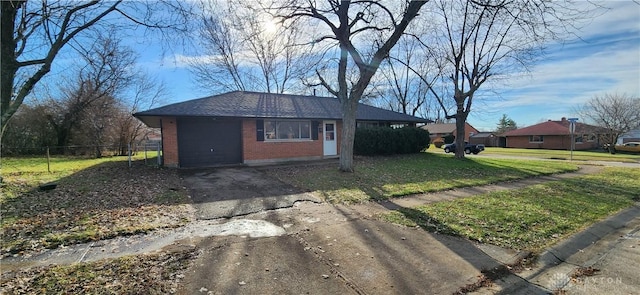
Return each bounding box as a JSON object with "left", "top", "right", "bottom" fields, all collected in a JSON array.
[{"left": 568, "top": 118, "right": 579, "bottom": 161}]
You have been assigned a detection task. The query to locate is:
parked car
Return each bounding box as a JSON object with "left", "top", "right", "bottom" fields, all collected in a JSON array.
[
  {"left": 443, "top": 142, "right": 485, "bottom": 154},
  {"left": 614, "top": 142, "right": 640, "bottom": 153}
]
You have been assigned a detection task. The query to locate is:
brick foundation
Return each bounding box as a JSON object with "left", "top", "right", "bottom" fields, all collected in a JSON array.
[{"left": 161, "top": 117, "right": 179, "bottom": 167}]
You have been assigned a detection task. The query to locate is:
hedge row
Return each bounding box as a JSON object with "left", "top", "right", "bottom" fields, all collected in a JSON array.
[{"left": 354, "top": 127, "right": 430, "bottom": 156}]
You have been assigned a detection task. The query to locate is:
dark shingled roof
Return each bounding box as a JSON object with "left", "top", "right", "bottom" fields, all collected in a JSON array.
[
  {"left": 470, "top": 132, "right": 498, "bottom": 138},
  {"left": 134, "top": 91, "right": 431, "bottom": 128}
]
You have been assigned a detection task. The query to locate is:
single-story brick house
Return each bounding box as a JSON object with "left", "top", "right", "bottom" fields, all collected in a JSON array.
[
  {"left": 620, "top": 129, "right": 640, "bottom": 144},
  {"left": 501, "top": 117, "right": 606, "bottom": 150},
  {"left": 421, "top": 122, "right": 479, "bottom": 143},
  {"left": 134, "top": 91, "right": 430, "bottom": 167}
]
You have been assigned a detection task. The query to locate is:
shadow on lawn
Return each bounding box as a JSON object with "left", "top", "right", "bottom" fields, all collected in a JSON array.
[
  {"left": 1, "top": 159, "right": 192, "bottom": 255},
  {"left": 271, "top": 153, "right": 577, "bottom": 203},
  {"left": 371, "top": 203, "right": 550, "bottom": 293},
  {"left": 3, "top": 160, "right": 190, "bottom": 218}
]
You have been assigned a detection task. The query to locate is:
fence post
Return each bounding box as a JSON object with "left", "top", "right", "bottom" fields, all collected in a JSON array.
[
  {"left": 157, "top": 141, "right": 161, "bottom": 166},
  {"left": 46, "top": 146, "right": 51, "bottom": 173},
  {"left": 128, "top": 143, "right": 132, "bottom": 168}
]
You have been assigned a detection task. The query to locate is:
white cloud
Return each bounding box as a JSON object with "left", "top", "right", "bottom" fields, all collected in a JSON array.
[{"left": 468, "top": 2, "right": 640, "bottom": 129}]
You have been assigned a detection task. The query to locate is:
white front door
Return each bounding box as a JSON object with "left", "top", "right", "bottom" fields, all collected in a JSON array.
[{"left": 323, "top": 121, "right": 337, "bottom": 156}]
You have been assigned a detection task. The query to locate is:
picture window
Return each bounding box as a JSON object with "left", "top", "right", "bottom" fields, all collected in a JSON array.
[{"left": 264, "top": 120, "right": 311, "bottom": 140}]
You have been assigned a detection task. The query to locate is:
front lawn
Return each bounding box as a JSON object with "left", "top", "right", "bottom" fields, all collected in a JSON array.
[
  {"left": 462, "top": 146, "right": 639, "bottom": 162},
  {"left": 384, "top": 167, "right": 640, "bottom": 252},
  {"left": 1, "top": 156, "right": 193, "bottom": 256},
  {"left": 0, "top": 247, "right": 195, "bottom": 294},
  {"left": 270, "top": 153, "right": 578, "bottom": 204}
]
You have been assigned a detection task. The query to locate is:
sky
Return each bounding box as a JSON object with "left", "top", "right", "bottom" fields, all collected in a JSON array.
[{"left": 132, "top": 1, "right": 639, "bottom": 132}]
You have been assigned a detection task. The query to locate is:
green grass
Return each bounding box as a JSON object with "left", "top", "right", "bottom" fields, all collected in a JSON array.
[
  {"left": 0, "top": 248, "right": 195, "bottom": 294},
  {"left": 463, "top": 146, "right": 640, "bottom": 162},
  {"left": 1, "top": 152, "right": 158, "bottom": 174},
  {"left": 384, "top": 167, "right": 640, "bottom": 252},
  {"left": 0, "top": 154, "right": 159, "bottom": 201},
  {"left": 0, "top": 155, "right": 191, "bottom": 256},
  {"left": 271, "top": 153, "right": 578, "bottom": 204}
]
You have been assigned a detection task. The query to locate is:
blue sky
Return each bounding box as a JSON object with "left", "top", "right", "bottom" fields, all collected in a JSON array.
[
  {"left": 466, "top": 1, "right": 640, "bottom": 131},
  {"left": 132, "top": 1, "right": 639, "bottom": 132}
]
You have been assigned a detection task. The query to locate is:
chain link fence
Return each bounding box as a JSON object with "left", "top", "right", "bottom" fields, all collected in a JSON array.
[{"left": 0, "top": 141, "right": 163, "bottom": 172}]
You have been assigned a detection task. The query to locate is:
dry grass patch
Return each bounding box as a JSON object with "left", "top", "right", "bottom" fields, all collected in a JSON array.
[
  {"left": 0, "top": 247, "right": 196, "bottom": 294},
  {"left": 1, "top": 159, "right": 193, "bottom": 256}
]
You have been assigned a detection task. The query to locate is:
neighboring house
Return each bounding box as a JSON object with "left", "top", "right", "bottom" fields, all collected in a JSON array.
[
  {"left": 134, "top": 91, "right": 430, "bottom": 167},
  {"left": 469, "top": 132, "right": 502, "bottom": 147},
  {"left": 501, "top": 117, "right": 605, "bottom": 150},
  {"left": 421, "top": 122, "right": 479, "bottom": 142},
  {"left": 620, "top": 129, "right": 640, "bottom": 144}
]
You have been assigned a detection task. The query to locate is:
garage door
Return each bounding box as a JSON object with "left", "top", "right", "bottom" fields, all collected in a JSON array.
[{"left": 177, "top": 118, "right": 242, "bottom": 167}]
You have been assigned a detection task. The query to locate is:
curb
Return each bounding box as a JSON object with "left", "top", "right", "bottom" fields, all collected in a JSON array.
[
  {"left": 537, "top": 204, "right": 640, "bottom": 268},
  {"left": 500, "top": 203, "right": 640, "bottom": 294}
]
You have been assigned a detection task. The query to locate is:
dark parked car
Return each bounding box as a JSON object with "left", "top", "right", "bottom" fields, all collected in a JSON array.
[{"left": 443, "top": 142, "right": 485, "bottom": 154}]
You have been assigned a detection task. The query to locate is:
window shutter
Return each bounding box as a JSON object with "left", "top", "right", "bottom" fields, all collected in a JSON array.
[
  {"left": 312, "top": 121, "right": 319, "bottom": 140},
  {"left": 256, "top": 120, "right": 264, "bottom": 141}
]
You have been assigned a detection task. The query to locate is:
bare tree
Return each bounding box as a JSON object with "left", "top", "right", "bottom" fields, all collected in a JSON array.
[
  {"left": 45, "top": 34, "right": 136, "bottom": 151},
  {"left": 0, "top": 0, "right": 192, "bottom": 139},
  {"left": 75, "top": 95, "right": 119, "bottom": 157},
  {"left": 425, "top": 0, "right": 589, "bottom": 158},
  {"left": 189, "top": 1, "right": 312, "bottom": 94},
  {"left": 114, "top": 72, "right": 167, "bottom": 155},
  {"left": 576, "top": 93, "right": 640, "bottom": 154},
  {"left": 274, "top": 0, "right": 429, "bottom": 172},
  {"left": 375, "top": 36, "right": 433, "bottom": 117},
  {"left": 0, "top": 104, "right": 55, "bottom": 154}
]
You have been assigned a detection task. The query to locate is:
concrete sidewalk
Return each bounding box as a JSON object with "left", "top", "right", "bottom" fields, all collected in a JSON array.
[
  {"left": 176, "top": 200, "right": 640, "bottom": 295},
  {"left": 472, "top": 204, "right": 640, "bottom": 294},
  {"left": 177, "top": 202, "right": 508, "bottom": 294}
]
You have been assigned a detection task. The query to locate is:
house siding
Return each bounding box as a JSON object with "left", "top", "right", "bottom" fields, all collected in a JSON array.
[
  {"left": 161, "top": 117, "right": 179, "bottom": 167},
  {"left": 506, "top": 135, "right": 599, "bottom": 150},
  {"left": 469, "top": 135, "right": 499, "bottom": 147},
  {"left": 464, "top": 124, "right": 480, "bottom": 142},
  {"left": 424, "top": 122, "right": 479, "bottom": 142},
  {"left": 242, "top": 119, "right": 341, "bottom": 165}
]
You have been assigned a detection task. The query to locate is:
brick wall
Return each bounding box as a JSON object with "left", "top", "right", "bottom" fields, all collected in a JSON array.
[
  {"left": 160, "top": 117, "right": 343, "bottom": 167},
  {"left": 242, "top": 119, "right": 328, "bottom": 164},
  {"left": 161, "top": 117, "right": 179, "bottom": 167},
  {"left": 464, "top": 124, "right": 479, "bottom": 142},
  {"left": 506, "top": 135, "right": 599, "bottom": 150}
]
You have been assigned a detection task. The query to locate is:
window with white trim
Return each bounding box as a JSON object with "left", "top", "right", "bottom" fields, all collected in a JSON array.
[
  {"left": 264, "top": 120, "right": 311, "bottom": 140},
  {"left": 529, "top": 135, "right": 544, "bottom": 143}
]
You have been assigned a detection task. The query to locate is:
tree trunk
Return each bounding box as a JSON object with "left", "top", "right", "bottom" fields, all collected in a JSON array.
[
  {"left": 454, "top": 92, "right": 468, "bottom": 159},
  {"left": 339, "top": 99, "right": 358, "bottom": 172},
  {"left": 95, "top": 145, "right": 103, "bottom": 158},
  {"left": 454, "top": 113, "right": 467, "bottom": 158},
  {"left": 0, "top": 2, "right": 21, "bottom": 137}
]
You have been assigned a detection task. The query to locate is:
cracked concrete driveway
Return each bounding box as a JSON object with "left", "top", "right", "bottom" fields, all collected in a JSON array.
[{"left": 180, "top": 167, "right": 321, "bottom": 219}]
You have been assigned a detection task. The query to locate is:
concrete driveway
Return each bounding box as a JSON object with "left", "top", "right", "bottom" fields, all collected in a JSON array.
[{"left": 180, "top": 167, "right": 321, "bottom": 219}]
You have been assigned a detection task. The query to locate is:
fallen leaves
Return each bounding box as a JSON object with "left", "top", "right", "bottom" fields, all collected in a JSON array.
[
  {"left": 1, "top": 161, "right": 194, "bottom": 257},
  {"left": 0, "top": 247, "right": 196, "bottom": 294}
]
